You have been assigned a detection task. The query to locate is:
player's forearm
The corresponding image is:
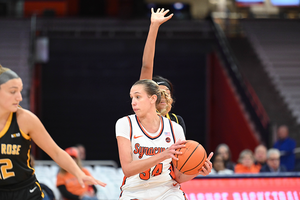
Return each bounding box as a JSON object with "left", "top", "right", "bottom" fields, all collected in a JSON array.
[
  {"left": 122, "top": 152, "right": 166, "bottom": 177},
  {"left": 174, "top": 168, "right": 198, "bottom": 183},
  {"left": 140, "top": 22, "right": 160, "bottom": 80},
  {"left": 53, "top": 150, "right": 85, "bottom": 178}
]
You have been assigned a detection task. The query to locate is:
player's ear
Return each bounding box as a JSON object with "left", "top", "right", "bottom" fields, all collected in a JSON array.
[{"left": 150, "top": 94, "right": 157, "bottom": 104}]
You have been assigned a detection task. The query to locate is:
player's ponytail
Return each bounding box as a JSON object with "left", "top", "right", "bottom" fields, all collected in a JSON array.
[{"left": 158, "top": 90, "right": 173, "bottom": 116}]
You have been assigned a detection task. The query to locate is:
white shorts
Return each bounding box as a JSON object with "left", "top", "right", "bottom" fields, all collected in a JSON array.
[{"left": 119, "top": 182, "right": 187, "bottom": 200}]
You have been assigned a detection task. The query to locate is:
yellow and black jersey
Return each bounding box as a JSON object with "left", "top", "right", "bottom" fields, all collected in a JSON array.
[
  {"left": 0, "top": 112, "right": 34, "bottom": 187},
  {"left": 166, "top": 113, "right": 186, "bottom": 135}
]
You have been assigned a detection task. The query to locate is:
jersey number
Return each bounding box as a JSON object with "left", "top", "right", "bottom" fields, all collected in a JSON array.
[
  {"left": 0, "top": 159, "right": 15, "bottom": 180},
  {"left": 139, "top": 163, "right": 163, "bottom": 180}
]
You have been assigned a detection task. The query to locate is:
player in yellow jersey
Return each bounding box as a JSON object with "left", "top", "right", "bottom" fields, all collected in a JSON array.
[{"left": 0, "top": 65, "right": 106, "bottom": 200}]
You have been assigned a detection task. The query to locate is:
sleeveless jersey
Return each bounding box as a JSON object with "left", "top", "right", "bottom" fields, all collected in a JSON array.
[
  {"left": 119, "top": 114, "right": 182, "bottom": 191},
  {"left": 0, "top": 112, "right": 34, "bottom": 186}
]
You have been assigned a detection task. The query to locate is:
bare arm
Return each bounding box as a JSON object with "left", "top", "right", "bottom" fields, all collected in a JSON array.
[
  {"left": 174, "top": 152, "right": 213, "bottom": 183},
  {"left": 117, "top": 136, "right": 185, "bottom": 177},
  {"left": 17, "top": 108, "right": 106, "bottom": 187},
  {"left": 140, "top": 8, "right": 173, "bottom": 80}
]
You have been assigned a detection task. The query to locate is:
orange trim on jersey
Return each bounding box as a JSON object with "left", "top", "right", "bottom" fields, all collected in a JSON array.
[
  {"left": 126, "top": 116, "right": 132, "bottom": 141},
  {"left": 0, "top": 112, "right": 13, "bottom": 138},
  {"left": 136, "top": 115, "right": 164, "bottom": 139},
  {"left": 35, "top": 181, "right": 45, "bottom": 198},
  {"left": 168, "top": 119, "right": 176, "bottom": 143},
  {"left": 169, "top": 163, "right": 176, "bottom": 180},
  {"left": 120, "top": 176, "right": 127, "bottom": 191},
  {"left": 27, "top": 145, "right": 35, "bottom": 175},
  {"left": 20, "top": 129, "right": 31, "bottom": 140}
]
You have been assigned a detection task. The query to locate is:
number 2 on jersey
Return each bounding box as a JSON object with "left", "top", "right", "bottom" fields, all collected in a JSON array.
[
  {"left": 0, "top": 159, "right": 15, "bottom": 179},
  {"left": 139, "top": 163, "right": 163, "bottom": 180}
]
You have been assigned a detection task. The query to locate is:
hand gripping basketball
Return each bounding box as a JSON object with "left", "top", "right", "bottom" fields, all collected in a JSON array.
[{"left": 172, "top": 140, "right": 208, "bottom": 175}]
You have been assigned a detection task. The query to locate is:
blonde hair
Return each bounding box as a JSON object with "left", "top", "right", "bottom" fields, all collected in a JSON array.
[
  {"left": 0, "top": 64, "right": 10, "bottom": 75},
  {"left": 158, "top": 90, "right": 173, "bottom": 116}
]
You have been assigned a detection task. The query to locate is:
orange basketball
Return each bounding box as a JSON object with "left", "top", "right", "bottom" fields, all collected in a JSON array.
[{"left": 172, "top": 140, "right": 207, "bottom": 175}]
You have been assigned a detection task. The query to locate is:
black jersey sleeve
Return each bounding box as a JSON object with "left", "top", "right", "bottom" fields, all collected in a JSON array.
[
  {"left": 57, "top": 185, "right": 80, "bottom": 200},
  {"left": 176, "top": 115, "right": 186, "bottom": 135}
]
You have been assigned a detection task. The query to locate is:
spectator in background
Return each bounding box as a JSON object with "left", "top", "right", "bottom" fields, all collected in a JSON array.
[
  {"left": 235, "top": 149, "right": 261, "bottom": 173},
  {"left": 76, "top": 144, "right": 86, "bottom": 160},
  {"left": 273, "top": 125, "right": 296, "bottom": 171},
  {"left": 260, "top": 148, "right": 287, "bottom": 173},
  {"left": 215, "top": 143, "right": 235, "bottom": 171},
  {"left": 210, "top": 153, "right": 234, "bottom": 175},
  {"left": 254, "top": 144, "right": 267, "bottom": 167},
  {"left": 56, "top": 147, "right": 98, "bottom": 200}
]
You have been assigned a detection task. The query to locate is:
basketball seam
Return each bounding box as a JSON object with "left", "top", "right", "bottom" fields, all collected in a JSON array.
[
  {"left": 183, "top": 151, "right": 207, "bottom": 174},
  {"left": 179, "top": 144, "right": 200, "bottom": 171}
]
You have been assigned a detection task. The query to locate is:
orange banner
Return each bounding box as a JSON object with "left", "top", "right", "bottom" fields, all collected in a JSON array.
[{"left": 181, "top": 177, "right": 300, "bottom": 200}]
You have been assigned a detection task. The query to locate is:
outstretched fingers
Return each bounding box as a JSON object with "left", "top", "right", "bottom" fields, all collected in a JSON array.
[
  {"left": 198, "top": 152, "right": 213, "bottom": 176},
  {"left": 80, "top": 175, "right": 107, "bottom": 188}
]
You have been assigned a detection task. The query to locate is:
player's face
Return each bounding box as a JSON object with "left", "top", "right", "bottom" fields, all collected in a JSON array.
[
  {"left": 158, "top": 85, "right": 170, "bottom": 96},
  {"left": 130, "top": 84, "right": 155, "bottom": 116},
  {"left": 157, "top": 85, "right": 170, "bottom": 114},
  {"left": 0, "top": 78, "right": 23, "bottom": 112}
]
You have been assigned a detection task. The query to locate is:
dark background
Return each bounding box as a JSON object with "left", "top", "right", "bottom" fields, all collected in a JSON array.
[{"left": 40, "top": 37, "right": 213, "bottom": 165}]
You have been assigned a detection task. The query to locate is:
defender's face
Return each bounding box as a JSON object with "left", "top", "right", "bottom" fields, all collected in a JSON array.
[{"left": 0, "top": 78, "right": 23, "bottom": 112}]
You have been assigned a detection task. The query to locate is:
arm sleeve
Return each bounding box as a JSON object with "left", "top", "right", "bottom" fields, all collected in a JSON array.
[
  {"left": 116, "top": 116, "right": 131, "bottom": 140},
  {"left": 176, "top": 115, "right": 186, "bottom": 135},
  {"left": 57, "top": 185, "right": 80, "bottom": 200}
]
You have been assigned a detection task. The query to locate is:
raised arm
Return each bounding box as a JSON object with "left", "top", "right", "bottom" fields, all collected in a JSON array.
[{"left": 140, "top": 8, "right": 173, "bottom": 80}]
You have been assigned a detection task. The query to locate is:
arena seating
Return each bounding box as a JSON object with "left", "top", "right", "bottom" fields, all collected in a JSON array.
[
  {"left": 241, "top": 20, "right": 300, "bottom": 124},
  {"left": 34, "top": 160, "right": 122, "bottom": 200}
]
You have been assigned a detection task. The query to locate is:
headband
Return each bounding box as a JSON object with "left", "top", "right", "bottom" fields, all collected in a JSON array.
[
  {"left": 0, "top": 70, "right": 19, "bottom": 85},
  {"left": 156, "top": 81, "right": 171, "bottom": 91}
]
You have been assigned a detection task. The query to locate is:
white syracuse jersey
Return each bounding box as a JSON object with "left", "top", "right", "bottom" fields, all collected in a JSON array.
[{"left": 116, "top": 114, "right": 186, "bottom": 192}]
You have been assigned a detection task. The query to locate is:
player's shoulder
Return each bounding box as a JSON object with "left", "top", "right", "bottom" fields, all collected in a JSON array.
[
  {"left": 116, "top": 114, "right": 135, "bottom": 124},
  {"left": 16, "top": 107, "right": 38, "bottom": 122}
]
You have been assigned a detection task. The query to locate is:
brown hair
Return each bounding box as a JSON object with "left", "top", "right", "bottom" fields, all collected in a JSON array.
[
  {"left": 133, "top": 79, "right": 173, "bottom": 116},
  {"left": 133, "top": 79, "right": 162, "bottom": 106}
]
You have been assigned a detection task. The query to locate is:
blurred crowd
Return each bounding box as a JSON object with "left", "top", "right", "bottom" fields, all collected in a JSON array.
[{"left": 210, "top": 125, "right": 299, "bottom": 175}]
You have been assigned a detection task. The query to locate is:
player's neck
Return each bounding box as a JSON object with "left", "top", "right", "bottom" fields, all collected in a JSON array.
[
  {"left": 0, "top": 111, "right": 11, "bottom": 132},
  {"left": 138, "top": 113, "right": 160, "bottom": 133}
]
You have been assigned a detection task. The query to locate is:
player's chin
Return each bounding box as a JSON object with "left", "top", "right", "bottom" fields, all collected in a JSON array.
[{"left": 10, "top": 106, "right": 18, "bottom": 112}]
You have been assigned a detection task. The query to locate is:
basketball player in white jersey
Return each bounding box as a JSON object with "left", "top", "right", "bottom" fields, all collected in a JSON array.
[{"left": 116, "top": 79, "right": 213, "bottom": 200}]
